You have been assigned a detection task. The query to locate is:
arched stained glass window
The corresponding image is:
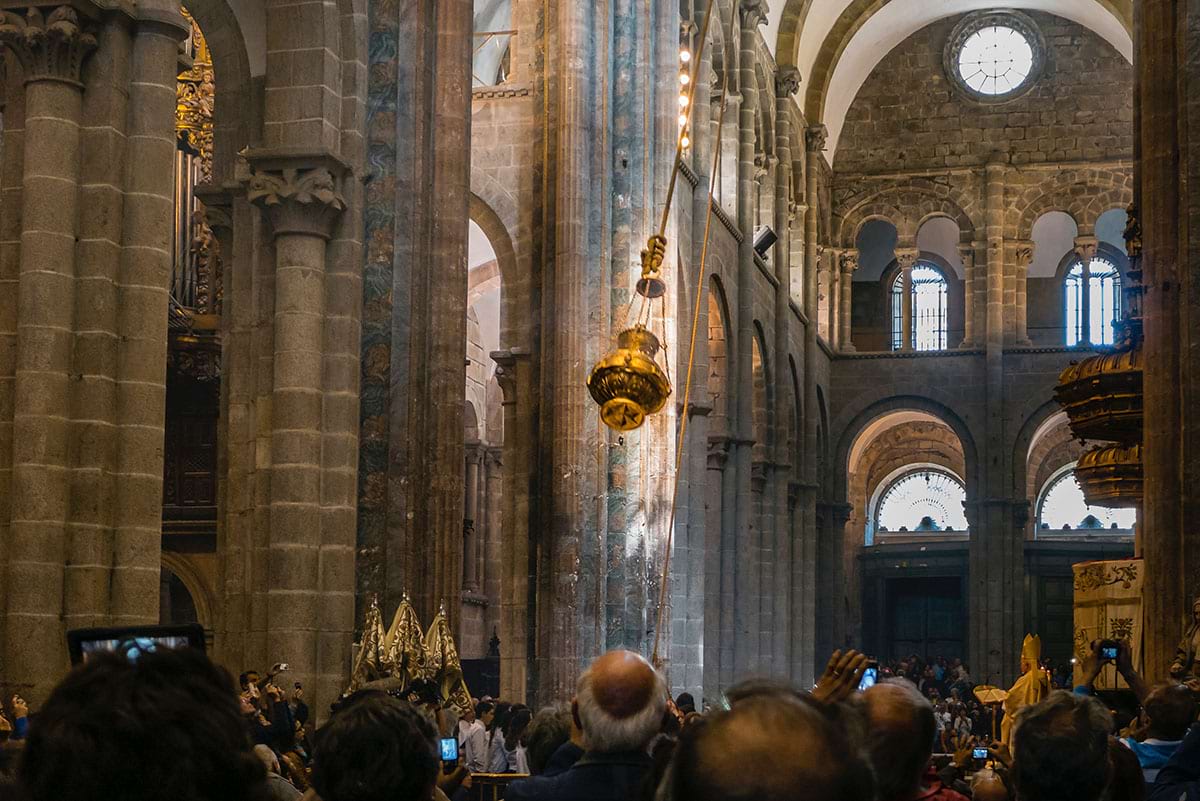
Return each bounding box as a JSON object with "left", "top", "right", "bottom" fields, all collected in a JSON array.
[
  {"left": 891, "top": 264, "right": 948, "bottom": 351},
  {"left": 875, "top": 468, "right": 968, "bottom": 533},
  {"left": 1037, "top": 469, "right": 1136, "bottom": 532},
  {"left": 1066, "top": 256, "right": 1122, "bottom": 347}
]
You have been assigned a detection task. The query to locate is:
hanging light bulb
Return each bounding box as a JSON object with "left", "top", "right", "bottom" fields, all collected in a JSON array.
[
  {"left": 678, "top": 113, "right": 688, "bottom": 127},
  {"left": 680, "top": 48, "right": 691, "bottom": 63},
  {"left": 680, "top": 72, "right": 690, "bottom": 85},
  {"left": 678, "top": 94, "right": 689, "bottom": 108},
  {"left": 681, "top": 135, "right": 690, "bottom": 149}
]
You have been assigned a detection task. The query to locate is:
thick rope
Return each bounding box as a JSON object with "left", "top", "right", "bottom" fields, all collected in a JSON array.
[{"left": 651, "top": 86, "right": 728, "bottom": 666}]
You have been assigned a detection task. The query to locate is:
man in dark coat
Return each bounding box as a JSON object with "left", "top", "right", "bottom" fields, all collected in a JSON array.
[{"left": 505, "top": 650, "right": 665, "bottom": 801}]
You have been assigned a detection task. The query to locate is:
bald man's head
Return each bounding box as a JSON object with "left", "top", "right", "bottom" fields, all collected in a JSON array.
[
  {"left": 971, "top": 770, "right": 1010, "bottom": 801},
  {"left": 574, "top": 650, "right": 666, "bottom": 753},
  {"left": 860, "top": 680, "right": 936, "bottom": 800},
  {"left": 671, "top": 694, "right": 875, "bottom": 801}
]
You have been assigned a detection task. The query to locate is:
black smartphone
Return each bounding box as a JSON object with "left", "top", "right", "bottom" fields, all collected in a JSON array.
[
  {"left": 67, "top": 623, "right": 206, "bottom": 666},
  {"left": 972, "top": 746, "right": 989, "bottom": 761},
  {"left": 1100, "top": 640, "right": 1119, "bottom": 661},
  {"left": 439, "top": 737, "right": 459, "bottom": 769}
]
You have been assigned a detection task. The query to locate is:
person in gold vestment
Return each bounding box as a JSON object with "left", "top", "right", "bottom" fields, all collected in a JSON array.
[{"left": 1001, "top": 634, "right": 1051, "bottom": 746}]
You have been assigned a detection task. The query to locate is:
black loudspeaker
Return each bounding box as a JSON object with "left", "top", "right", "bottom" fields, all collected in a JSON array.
[{"left": 753, "top": 226, "right": 777, "bottom": 257}]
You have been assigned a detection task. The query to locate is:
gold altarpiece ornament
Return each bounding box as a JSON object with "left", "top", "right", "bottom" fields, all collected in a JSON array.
[{"left": 1054, "top": 204, "right": 1144, "bottom": 507}]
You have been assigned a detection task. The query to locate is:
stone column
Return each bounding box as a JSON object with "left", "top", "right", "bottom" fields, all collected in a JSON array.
[
  {"left": 1, "top": 6, "right": 96, "bottom": 697},
  {"left": 247, "top": 155, "right": 347, "bottom": 698},
  {"left": 0, "top": 41, "right": 25, "bottom": 671},
  {"left": 803, "top": 124, "right": 826, "bottom": 682},
  {"left": 1074, "top": 235, "right": 1098, "bottom": 345},
  {"left": 1014, "top": 241, "right": 1034, "bottom": 346},
  {"left": 110, "top": 11, "right": 189, "bottom": 626},
  {"left": 482, "top": 445, "right": 502, "bottom": 646},
  {"left": 896, "top": 248, "right": 918, "bottom": 351},
  {"left": 773, "top": 65, "right": 799, "bottom": 678},
  {"left": 733, "top": 0, "right": 767, "bottom": 679},
  {"left": 494, "top": 349, "right": 532, "bottom": 701},
  {"left": 970, "top": 153, "right": 1022, "bottom": 686},
  {"left": 1139, "top": 0, "right": 1191, "bottom": 680},
  {"left": 463, "top": 446, "right": 480, "bottom": 592},
  {"left": 839, "top": 250, "right": 858, "bottom": 352},
  {"left": 959, "top": 243, "right": 975, "bottom": 347}
]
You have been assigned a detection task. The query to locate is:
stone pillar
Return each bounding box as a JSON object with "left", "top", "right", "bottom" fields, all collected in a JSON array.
[
  {"left": 2, "top": 6, "right": 96, "bottom": 697},
  {"left": 464, "top": 447, "right": 480, "bottom": 592},
  {"left": 1074, "top": 235, "right": 1098, "bottom": 345},
  {"left": 772, "top": 65, "right": 799, "bottom": 678},
  {"left": 839, "top": 250, "right": 858, "bottom": 352},
  {"left": 110, "top": 12, "right": 187, "bottom": 626},
  {"left": 482, "top": 445, "right": 503, "bottom": 647},
  {"left": 896, "top": 247, "right": 918, "bottom": 351},
  {"left": 247, "top": 155, "right": 347, "bottom": 701},
  {"left": 1014, "top": 241, "right": 1033, "bottom": 346},
  {"left": 803, "top": 124, "right": 826, "bottom": 681},
  {"left": 970, "top": 153, "right": 1022, "bottom": 686},
  {"left": 959, "top": 243, "right": 975, "bottom": 347},
  {"left": 494, "top": 349, "right": 532, "bottom": 701},
  {"left": 1139, "top": 0, "right": 1194, "bottom": 681},
  {"left": 732, "top": 0, "right": 767, "bottom": 679}
]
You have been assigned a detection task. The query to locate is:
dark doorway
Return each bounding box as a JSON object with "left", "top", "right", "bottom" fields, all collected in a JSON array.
[{"left": 885, "top": 577, "right": 964, "bottom": 661}]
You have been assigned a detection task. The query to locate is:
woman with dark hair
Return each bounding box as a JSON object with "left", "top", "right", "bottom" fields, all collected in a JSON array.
[
  {"left": 505, "top": 706, "right": 533, "bottom": 774},
  {"left": 487, "top": 701, "right": 513, "bottom": 772}
]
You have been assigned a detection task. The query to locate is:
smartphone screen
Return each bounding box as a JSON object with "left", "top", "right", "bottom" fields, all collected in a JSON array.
[
  {"left": 973, "top": 747, "right": 989, "bottom": 760},
  {"left": 1101, "top": 646, "right": 1118, "bottom": 660},
  {"left": 439, "top": 737, "right": 459, "bottom": 763},
  {"left": 858, "top": 667, "right": 878, "bottom": 692}
]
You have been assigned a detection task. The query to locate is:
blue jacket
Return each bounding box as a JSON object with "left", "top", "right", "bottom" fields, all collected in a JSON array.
[
  {"left": 504, "top": 749, "right": 653, "bottom": 801},
  {"left": 1148, "top": 723, "right": 1200, "bottom": 801}
]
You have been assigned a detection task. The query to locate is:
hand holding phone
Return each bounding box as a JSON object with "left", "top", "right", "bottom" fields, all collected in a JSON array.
[
  {"left": 439, "top": 737, "right": 459, "bottom": 770},
  {"left": 858, "top": 662, "right": 880, "bottom": 692}
]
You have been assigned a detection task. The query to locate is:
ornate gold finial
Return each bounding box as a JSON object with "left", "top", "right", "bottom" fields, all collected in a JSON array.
[
  {"left": 636, "top": 234, "right": 668, "bottom": 299},
  {"left": 177, "top": 7, "right": 214, "bottom": 184}
]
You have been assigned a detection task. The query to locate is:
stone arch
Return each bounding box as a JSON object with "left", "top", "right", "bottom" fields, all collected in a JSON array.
[
  {"left": 708, "top": 277, "right": 733, "bottom": 433},
  {"left": 793, "top": 0, "right": 1132, "bottom": 160},
  {"left": 750, "top": 324, "right": 770, "bottom": 463},
  {"left": 1012, "top": 168, "right": 1134, "bottom": 239},
  {"left": 182, "top": 0, "right": 257, "bottom": 184},
  {"left": 1012, "top": 402, "right": 1072, "bottom": 502},
  {"left": 469, "top": 191, "right": 524, "bottom": 350},
  {"left": 160, "top": 551, "right": 215, "bottom": 629},
  {"left": 837, "top": 183, "right": 978, "bottom": 247},
  {"left": 835, "top": 397, "right": 979, "bottom": 504}
]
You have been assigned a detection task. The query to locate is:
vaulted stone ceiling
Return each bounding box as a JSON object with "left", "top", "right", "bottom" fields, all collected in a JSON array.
[{"left": 768, "top": 0, "right": 1133, "bottom": 163}]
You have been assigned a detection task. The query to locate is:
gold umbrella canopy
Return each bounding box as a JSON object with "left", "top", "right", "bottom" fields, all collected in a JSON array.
[
  {"left": 384, "top": 593, "right": 432, "bottom": 687},
  {"left": 348, "top": 596, "right": 388, "bottom": 692},
  {"left": 425, "top": 605, "right": 473, "bottom": 719}
]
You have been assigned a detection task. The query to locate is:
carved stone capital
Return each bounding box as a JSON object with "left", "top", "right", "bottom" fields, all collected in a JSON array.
[
  {"left": 0, "top": 6, "right": 96, "bottom": 86},
  {"left": 1073, "top": 235, "right": 1098, "bottom": 263},
  {"left": 245, "top": 151, "right": 348, "bottom": 240},
  {"left": 194, "top": 183, "right": 235, "bottom": 235},
  {"left": 895, "top": 247, "right": 920, "bottom": 270},
  {"left": 839, "top": 250, "right": 859, "bottom": 274},
  {"left": 775, "top": 66, "right": 800, "bottom": 98},
  {"left": 739, "top": 0, "right": 769, "bottom": 29},
  {"left": 805, "top": 124, "right": 828, "bottom": 153},
  {"left": 1014, "top": 240, "right": 1035, "bottom": 267},
  {"left": 707, "top": 435, "right": 732, "bottom": 470}
]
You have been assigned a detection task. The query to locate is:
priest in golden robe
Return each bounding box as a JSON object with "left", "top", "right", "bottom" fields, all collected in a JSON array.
[{"left": 1001, "top": 634, "right": 1051, "bottom": 745}]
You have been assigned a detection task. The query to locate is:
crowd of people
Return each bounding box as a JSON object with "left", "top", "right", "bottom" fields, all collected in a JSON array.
[{"left": 0, "top": 638, "right": 1197, "bottom": 801}]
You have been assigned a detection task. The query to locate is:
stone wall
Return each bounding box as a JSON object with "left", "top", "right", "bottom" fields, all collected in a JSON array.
[{"left": 837, "top": 12, "right": 1133, "bottom": 174}]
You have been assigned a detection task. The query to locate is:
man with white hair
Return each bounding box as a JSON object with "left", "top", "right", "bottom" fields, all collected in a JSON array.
[
  {"left": 506, "top": 649, "right": 666, "bottom": 801},
  {"left": 252, "top": 744, "right": 301, "bottom": 801}
]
